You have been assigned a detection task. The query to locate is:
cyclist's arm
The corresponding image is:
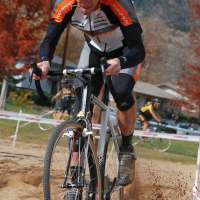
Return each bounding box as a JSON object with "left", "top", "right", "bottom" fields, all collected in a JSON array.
[
  {"left": 39, "top": 14, "right": 72, "bottom": 62},
  {"left": 150, "top": 109, "right": 161, "bottom": 122},
  {"left": 118, "top": 1, "right": 146, "bottom": 68},
  {"left": 120, "top": 23, "right": 145, "bottom": 68}
]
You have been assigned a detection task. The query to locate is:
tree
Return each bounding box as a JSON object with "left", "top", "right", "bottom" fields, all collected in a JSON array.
[
  {"left": 178, "top": 0, "right": 200, "bottom": 111},
  {"left": 0, "top": 0, "right": 51, "bottom": 79},
  {"left": 0, "top": 0, "right": 51, "bottom": 109}
]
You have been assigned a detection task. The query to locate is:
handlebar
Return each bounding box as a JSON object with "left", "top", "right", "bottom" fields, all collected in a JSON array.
[
  {"left": 29, "top": 57, "right": 108, "bottom": 105},
  {"left": 31, "top": 65, "right": 104, "bottom": 78},
  {"left": 62, "top": 67, "right": 103, "bottom": 76},
  {"left": 31, "top": 56, "right": 108, "bottom": 78},
  {"left": 32, "top": 62, "right": 43, "bottom": 77}
]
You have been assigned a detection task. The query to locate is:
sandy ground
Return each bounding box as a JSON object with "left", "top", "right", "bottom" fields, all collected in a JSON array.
[{"left": 0, "top": 139, "right": 196, "bottom": 200}]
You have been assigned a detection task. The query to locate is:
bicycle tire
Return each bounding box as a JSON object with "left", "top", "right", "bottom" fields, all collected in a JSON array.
[
  {"left": 38, "top": 111, "right": 55, "bottom": 131},
  {"left": 100, "top": 132, "right": 124, "bottom": 200},
  {"left": 150, "top": 138, "right": 171, "bottom": 152},
  {"left": 43, "top": 120, "right": 102, "bottom": 200}
]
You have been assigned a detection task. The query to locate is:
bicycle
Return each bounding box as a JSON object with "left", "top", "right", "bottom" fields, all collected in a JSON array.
[
  {"left": 38, "top": 59, "right": 126, "bottom": 200},
  {"left": 133, "top": 118, "right": 172, "bottom": 152}
]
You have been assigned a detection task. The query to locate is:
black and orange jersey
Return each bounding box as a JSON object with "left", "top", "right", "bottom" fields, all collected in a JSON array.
[{"left": 39, "top": 0, "right": 145, "bottom": 68}]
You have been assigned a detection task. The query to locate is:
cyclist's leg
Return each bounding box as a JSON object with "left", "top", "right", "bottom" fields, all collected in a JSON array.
[
  {"left": 138, "top": 114, "right": 149, "bottom": 131},
  {"left": 108, "top": 68, "right": 137, "bottom": 186},
  {"left": 143, "top": 120, "right": 149, "bottom": 131},
  {"left": 74, "top": 43, "right": 102, "bottom": 114},
  {"left": 77, "top": 44, "right": 104, "bottom": 107},
  {"left": 70, "top": 133, "right": 85, "bottom": 184}
]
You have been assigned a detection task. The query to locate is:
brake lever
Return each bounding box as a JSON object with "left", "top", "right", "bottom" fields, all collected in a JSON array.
[
  {"left": 100, "top": 57, "right": 110, "bottom": 84},
  {"left": 28, "top": 62, "right": 42, "bottom": 88},
  {"left": 29, "top": 70, "right": 34, "bottom": 88},
  {"left": 100, "top": 57, "right": 110, "bottom": 71}
]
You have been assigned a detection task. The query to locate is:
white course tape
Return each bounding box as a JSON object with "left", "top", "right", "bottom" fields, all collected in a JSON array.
[
  {"left": 1, "top": 110, "right": 200, "bottom": 142},
  {"left": 0, "top": 110, "right": 61, "bottom": 125},
  {"left": 134, "top": 130, "right": 200, "bottom": 143},
  {"left": 0, "top": 110, "right": 101, "bottom": 129}
]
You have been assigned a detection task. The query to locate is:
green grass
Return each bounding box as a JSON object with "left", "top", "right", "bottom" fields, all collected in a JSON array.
[
  {"left": 0, "top": 101, "right": 53, "bottom": 143},
  {"left": 136, "top": 146, "right": 197, "bottom": 164},
  {"left": 0, "top": 119, "right": 52, "bottom": 144},
  {"left": 168, "top": 140, "right": 198, "bottom": 157},
  {"left": 134, "top": 138, "right": 198, "bottom": 164},
  {"left": 0, "top": 118, "right": 198, "bottom": 164},
  {"left": 5, "top": 101, "right": 50, "bottom": 115},
  {"left": 1, "top": 102, "right": 199, "bottom": 164}
]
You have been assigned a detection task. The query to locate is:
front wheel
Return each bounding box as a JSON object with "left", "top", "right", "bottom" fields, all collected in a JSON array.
[
  {"left": 150, "top": 138, "right": 171, "bottom": 152},
  {"left": 43, "top": 120, "right": 102, "bottom": 200}
]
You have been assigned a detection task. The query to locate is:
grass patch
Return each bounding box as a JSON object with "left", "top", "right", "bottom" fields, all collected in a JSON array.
[
  {"left": 136, "top": 146, "right": 197, "bottom": 164},
  {"left": 1, "top": 102, "right": 53, "bottom": 144},
  {"left": 168, "top": 140, "right": 198, "bottom": 157},
  {"left": 134, "top": 137, "right": 198, "bottom": 164},
  {"left": 5, "top": 101, "right": 50, "bottom": 115},
  {"left": 0, "top": 102, "right": 199, "bottom": 165},
  {"left": 0, "top": 119, "right": 52, "bottom": 144}
]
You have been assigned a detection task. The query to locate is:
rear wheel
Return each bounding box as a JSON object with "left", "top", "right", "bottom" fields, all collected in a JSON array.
[
  {"left": 38, "top": 110, "right": 55, "bottom": 131},
  {"left": 150, "top": 138, "right": 171, "bottom": 152},
  {"left": 43, "top": 120, "right": 101, "bottom": 200},
  {"left": 104, "top": 141, "right": 124, "bottom": 200},
  {"left": 100, "top": 127, "right": 124, "bottom": 200}
]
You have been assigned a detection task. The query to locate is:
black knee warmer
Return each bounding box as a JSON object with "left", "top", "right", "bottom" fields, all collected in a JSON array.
[{"left": 116, "top": 94, "right": 135, "bottom": 111}]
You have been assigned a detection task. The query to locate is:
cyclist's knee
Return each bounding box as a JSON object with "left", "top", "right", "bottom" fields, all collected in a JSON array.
[
  {"left": 143, "top": 121, "right": 149, "bottom": 131},
  {"left": 116, "top": 95, "right": 135, "bottom": 111},
  {"left": 110, "top": 73, "right": 136, "bottom": 111}
]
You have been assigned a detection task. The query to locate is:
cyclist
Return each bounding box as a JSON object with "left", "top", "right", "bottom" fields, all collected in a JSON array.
[
  {"left": 139, "top": 98, "right": 162, "bottom": 131},
  {"left": 51, "top": 87, "right": 74, "bottom": 119},
  {"left": 35, "top": 0, "right": 145, "bottom": 187}
]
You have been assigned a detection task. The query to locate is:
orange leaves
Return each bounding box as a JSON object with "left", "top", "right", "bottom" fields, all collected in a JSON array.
[
  {"left": 178, "top": 0, "right": 200, "bottom": 109},
  {"left": 0, "top": 0, "right": 51, "bottom": 79},
  {"left": 188, "top": 0, "right": 200, "bottom": 20}
]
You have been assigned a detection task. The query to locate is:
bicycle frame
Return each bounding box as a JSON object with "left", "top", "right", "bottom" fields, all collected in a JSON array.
[
  {"left": 75, "top": 73, "right": 122, "bottom": 198},
  {"left": 75, "top": 72, "right": 121, "bottom": 156},
  {"left": 92, "top": 95, "right": 120, "bottom": 158}
]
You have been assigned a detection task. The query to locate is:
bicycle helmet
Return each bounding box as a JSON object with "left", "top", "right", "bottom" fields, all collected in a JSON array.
[{"left": 152, "top": 98, "right": 161, "bottom": 104}]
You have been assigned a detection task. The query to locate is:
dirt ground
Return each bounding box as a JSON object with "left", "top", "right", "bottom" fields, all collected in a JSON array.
[{"left": 0, "top": 139, "right": 196, "bottom": 200}]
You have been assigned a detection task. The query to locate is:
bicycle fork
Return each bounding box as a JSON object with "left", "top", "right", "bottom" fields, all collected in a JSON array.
[{"left": 62, "top": 131, "right": 91, "bottom": 188}]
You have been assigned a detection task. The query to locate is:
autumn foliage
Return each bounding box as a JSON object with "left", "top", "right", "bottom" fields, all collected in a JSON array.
[
  {"left": 178, "top": 0, "right": 200, "bottom": 109},
  {"left": 0, "top": 0, "right": 51, "bottom": 79}
]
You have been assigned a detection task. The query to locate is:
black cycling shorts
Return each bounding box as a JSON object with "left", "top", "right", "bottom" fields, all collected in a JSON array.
[{"left": 76, "top": 43, "right": 137, "bottom": 111}]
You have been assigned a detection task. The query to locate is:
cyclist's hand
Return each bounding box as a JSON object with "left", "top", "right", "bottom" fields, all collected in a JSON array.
[
  {"left": 30, "top": 61, "right": 50, "bottom": 80},
  {"left": 105, "top": 58, "right": 121, "bottom": 76},
  {"left": 161, "top": 121, "right": 167, "bottom": 125},
  {"left": 159, "top": 121, "right": 167, "bottom": 126}
]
